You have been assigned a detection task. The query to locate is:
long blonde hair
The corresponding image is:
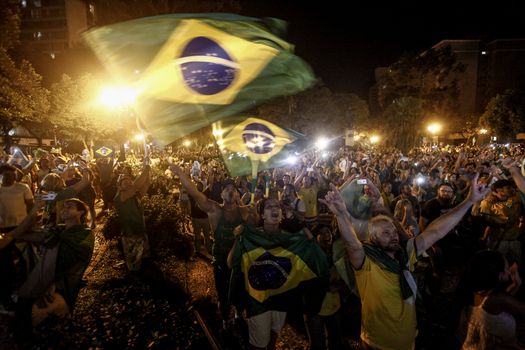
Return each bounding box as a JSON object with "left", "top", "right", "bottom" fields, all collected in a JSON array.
[{"left": 40, "top": 173, "right": 65, "bottom": 191}]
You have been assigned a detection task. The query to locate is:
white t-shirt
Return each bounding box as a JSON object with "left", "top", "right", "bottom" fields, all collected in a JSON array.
[{"left": 0, "top": 182, "right": 33, "bottom": 228}]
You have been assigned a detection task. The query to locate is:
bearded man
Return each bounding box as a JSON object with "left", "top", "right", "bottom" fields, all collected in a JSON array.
[{"left": 321, "top": 175, "right": 488, "bottom": 350}]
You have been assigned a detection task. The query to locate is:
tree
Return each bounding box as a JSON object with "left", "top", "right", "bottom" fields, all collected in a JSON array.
[
  {"left": 333, "top": 93, "right": 370, "bottom": 130},
  {"left": 479, "top": 89, "right": 525, "bottom": 142},
  {"left": 377, "top": 46, "right": 463, "bottom": 117},
  {"left": 381, "top": 97, "right": 425, "bottom": 152},
  {"left": 255, "top": 83, "right": 371, "bottom": 141},
  {"left": 48, "top": 74, "right": 124, "bottom": 149},
  {"left": 0, "top": 49, "right": 50, "bottom": 150}
]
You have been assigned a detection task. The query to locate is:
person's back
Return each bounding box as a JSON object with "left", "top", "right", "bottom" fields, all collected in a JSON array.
[
  {"left": 113, "top": 160, "right": 151, "bottom": 271},
  {"left": 460, "top": 295, "right": 518, "bottom": 350},
  {"left": 54, "top": 223, "right": 94, "bottom": 308},
  {"left": 0, "top": 164, "right": 33, "bottom": 231},
  {"left": 457, "top": 250, "right": 525, "bottom": 350}
]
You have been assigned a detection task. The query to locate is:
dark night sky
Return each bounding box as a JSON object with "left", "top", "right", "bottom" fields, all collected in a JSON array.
[{"left": 238, "top": 1, "right": 525, "bottom": 98}]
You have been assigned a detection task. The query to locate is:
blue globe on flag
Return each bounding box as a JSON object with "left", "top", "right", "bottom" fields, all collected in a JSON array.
[
  {"left": 242, "top": 123, "right": 276, "bottom": 154},
  {"left": 180, "top": 36, "right": 237, "bottom": 95},
  {"left": 248, "top": 252, "right": 292, "bottom": 290}
]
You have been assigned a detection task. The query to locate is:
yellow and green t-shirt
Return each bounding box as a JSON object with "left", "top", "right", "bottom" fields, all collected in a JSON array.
[{"left": 354, "top": 241, "right": 418, "bottom": 350}]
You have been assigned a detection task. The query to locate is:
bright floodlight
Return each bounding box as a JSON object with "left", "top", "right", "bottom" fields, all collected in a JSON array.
[
  {"left": 183, "top": 140, "right": 191, "bottom": 147},
  {"left": 134, "top": 133, "right": 145, "bottom": 141},
  {"left": 286, "top": 155, "right": 297, "bottom": 164},
  {"left": 99, "top": 86, "right": 138, "bottom": 108},
  {"left": 427, "top": 123, "right": 442, "bottom": 135},
  {"left": 212, "top": 128, "right": 224, "bottom": 137},
  {"left": 315, "top": 137, "right": 329, "bottom": 150},
  {"left": 370, "top": 135, "right": 380, "bottom": 144}
]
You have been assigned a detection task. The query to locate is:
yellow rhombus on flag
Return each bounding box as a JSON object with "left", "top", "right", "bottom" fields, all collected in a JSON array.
[{"left": 138, "top": 20, "right": 279, "bottom": 105}]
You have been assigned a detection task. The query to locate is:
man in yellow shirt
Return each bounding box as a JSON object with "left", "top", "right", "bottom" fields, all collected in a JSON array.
[{"left": 321, "top": 174, "right": 488, "bottom": 350}]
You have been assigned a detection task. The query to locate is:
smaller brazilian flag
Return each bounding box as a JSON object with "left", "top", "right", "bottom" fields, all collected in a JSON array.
[
  {"left": 230, "top": 226, "right": 329, "bottom": 316},
  {"left": 213, "top": 116, "right": 306, "bottom": 176}
]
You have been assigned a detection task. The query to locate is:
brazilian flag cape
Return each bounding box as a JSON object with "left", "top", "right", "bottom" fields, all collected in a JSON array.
[
  {"left": 229, "top": 226, "right": 329, "bottom": 317},
  {"left": 332, "top": 238, "right": 359, "bottom": 297},
  {"left": 83, "top": 13, "right": 315, "bottom": 145},
  {"left": 213, "top": 116, "right": 306, "bottom": 176}
]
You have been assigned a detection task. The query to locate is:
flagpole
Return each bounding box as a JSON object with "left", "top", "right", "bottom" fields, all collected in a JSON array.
[
  {"left": 250, "top": 159, "right": 259, "bottom": 204},
  {"left": 135, "top": 113, "right": 149, "bottom": 159}
]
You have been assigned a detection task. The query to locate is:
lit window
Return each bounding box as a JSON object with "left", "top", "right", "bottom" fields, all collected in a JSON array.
[{"left": 481, "top": 51, "right": 487, "bottom": 55}]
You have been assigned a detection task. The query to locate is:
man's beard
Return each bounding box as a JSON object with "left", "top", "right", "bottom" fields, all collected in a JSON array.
[
  {"left": 223, "top": 192, "right": 236, "bottom": 204},
  {"left": 438, "top": 196, "right": 454, "bottom": 206},
  {"left": 383, "top": 242, "right": 402, "bottom": 252}
]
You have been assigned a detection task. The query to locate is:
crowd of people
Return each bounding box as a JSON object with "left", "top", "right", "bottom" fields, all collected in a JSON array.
[{"left": 1, "top": 140, "right": 525, "bottom": 349}]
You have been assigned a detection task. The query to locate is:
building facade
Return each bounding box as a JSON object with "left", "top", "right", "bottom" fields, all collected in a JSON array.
[{"left": 19, "top": 0, "right": 95, "bottom": 57}]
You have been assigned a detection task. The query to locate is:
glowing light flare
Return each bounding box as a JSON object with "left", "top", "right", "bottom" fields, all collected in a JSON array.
[
  {"left": 134, "top": 133, "right": 145, "bottom": 141},
  {"left": 98, "top": 86, "right": 138, "bottom": 109},
  {"left": 315, "top": 137, "right": 329, "bottom": 150},
  {"left": 183, "top": 140, "right": 191, "bottom": 147},
  {"left": 479, "top": 128, "right": 488, "bottom": 134},
  {"left": 286, "top": 155, "right": 297, "bottom": 164},
  {"left": 427, "top": 123, "right": 442, "bottom": 135},
  {"left": 370, "top": 135, "right": 380, "bottom": 144}
]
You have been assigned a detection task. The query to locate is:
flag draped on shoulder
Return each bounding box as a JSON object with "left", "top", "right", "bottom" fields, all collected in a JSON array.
[
  {"left": 213, "top": 116, "right": 305, "bottom": 176},
  {"left": 230, "top": 226, "right": 329, "bottom": 317},
  {"left": 83, "top": 13, "right": 316, "bottom": 145}
]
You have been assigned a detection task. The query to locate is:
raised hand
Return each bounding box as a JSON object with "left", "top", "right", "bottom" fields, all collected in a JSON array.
[
  {"left": 319, "top": 184, "right": 348, "bottom": 217},
  {"left": 501, "top": 157, "right": 517, "bottom": 169},
  {"left": 467, "top": 173, "right": 490, "bottom": 204}
]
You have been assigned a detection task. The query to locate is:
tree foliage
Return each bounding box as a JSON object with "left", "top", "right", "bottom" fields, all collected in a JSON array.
[
  {"left": 0, "top": 49, "right": 50, "bottom": 132},
  {"left": 48, "top": 74, "right": 125, "bottom": 146},
  {"left": 479, "top": 89, "right": 525, "bottom": 142},
  {"left": 375, "top": 46, "right": 464, "bottom": 150},
  {"left": 381, "top": 97, "right": 425, "bottom": 152},
  {"left": 256, "top": 83, "right": 370, "bottom": 137},
  {"left": 377, "top": 46, "right": 463, "bottom": 115}
]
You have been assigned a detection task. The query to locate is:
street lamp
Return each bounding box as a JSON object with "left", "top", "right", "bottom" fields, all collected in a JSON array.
[
  {"left": 370, "top": 135, "right": 380, "bottom": 144},
  {"left": 427, "top": 122, "right": 442, "bottom": 147},
  {"left": 98, "top": 85, "right": 140, "bottom": 161},
  {"left": 98, "top": 86, "right": 138, "bottom": 109}
]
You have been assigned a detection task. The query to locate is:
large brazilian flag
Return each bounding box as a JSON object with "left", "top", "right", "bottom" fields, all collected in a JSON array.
[
  {"left": 213, "top": 116, "right": 306, "bottom": 176},
  {"left": 83, "top": 13, "right": 316, "bottom": 145},
  {"left": 230, "top": 226, "right": 329, "bottom": 317}
]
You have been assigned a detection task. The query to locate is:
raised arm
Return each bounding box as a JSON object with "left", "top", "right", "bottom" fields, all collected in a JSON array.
[
  {"left": 320, "top": 184, "right": 365, "bottom": 269},
  {"left": 8, "top": 200, "right": 46, "bottom": 243},
  {"left": 170, "top": 164, "right": 218, "bottom": 214},
  {"left": 68, "top": 168, "right": 92, "bottom": 194},
  {"left": 133, "top": 158, "right": 151, "bottom": 194},
  {"left": 293, "top": 166, "right": 306, "bottom": 189},
  {"left": 502, "top": 158, "right": 525, "bottom": 194},
  {"left": 416, "top": 173, "right": 489, "bottom": 254}
]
